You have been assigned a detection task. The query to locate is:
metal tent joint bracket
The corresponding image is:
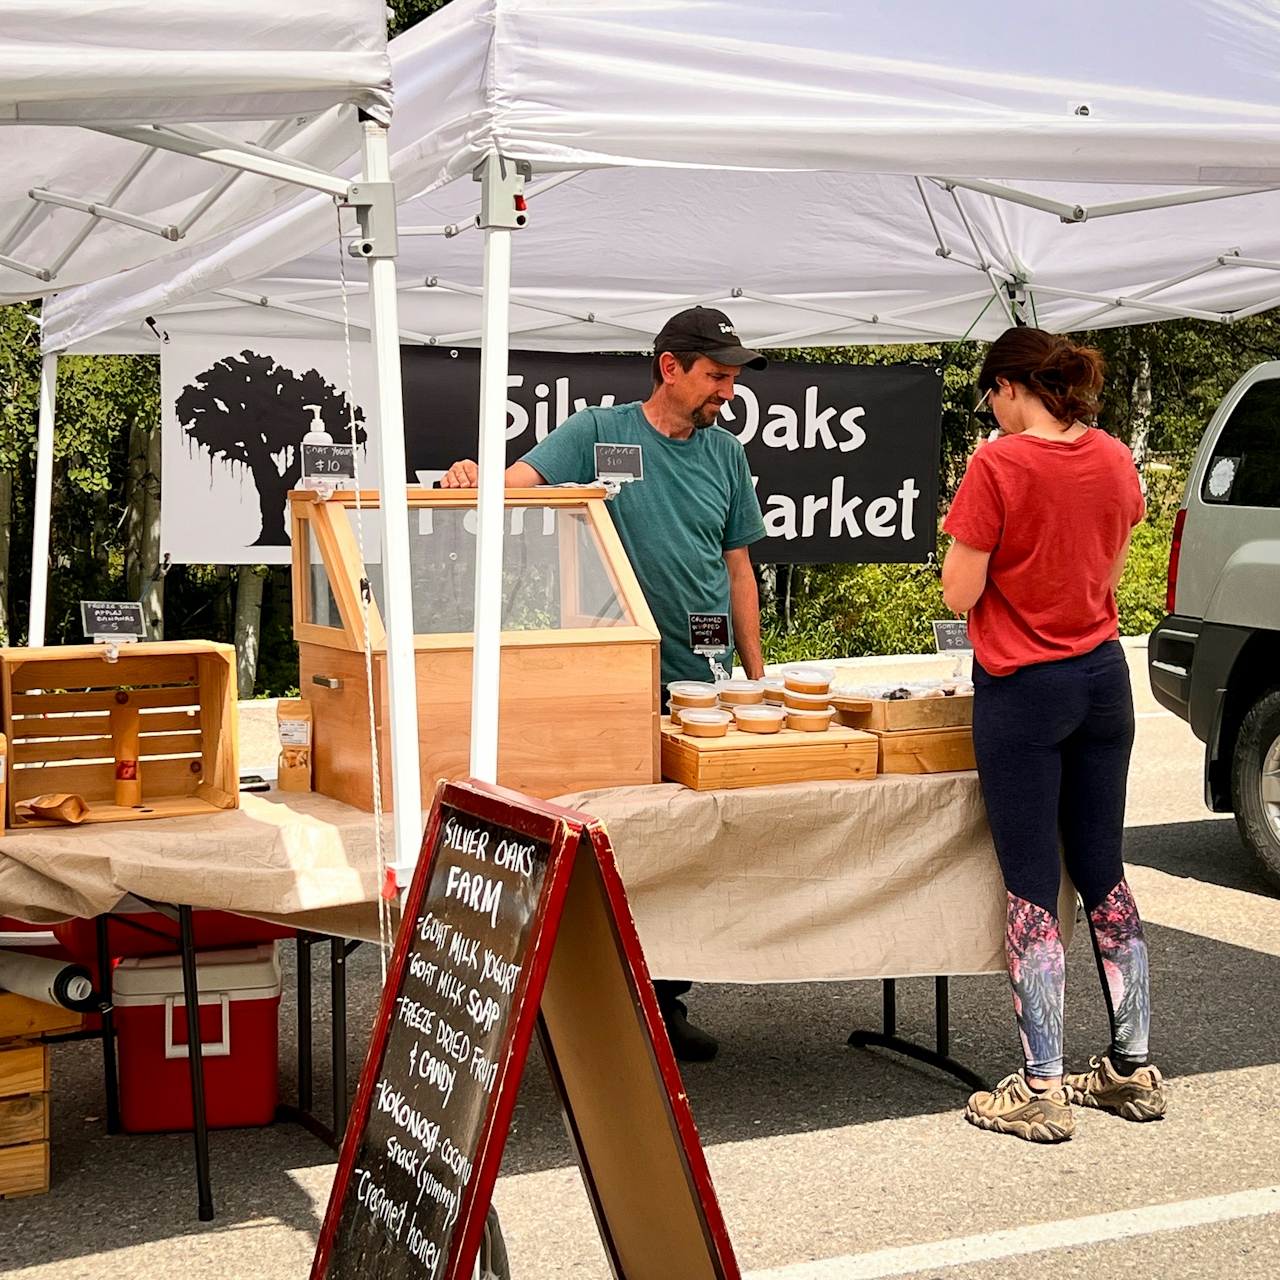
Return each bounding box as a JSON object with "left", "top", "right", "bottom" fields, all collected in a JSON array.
[
  {"left": 343, "top": 182, "right": 398, "bottom": 260},
  {"left": 473, "top": 154, "right": 531, "bottom": 231}
]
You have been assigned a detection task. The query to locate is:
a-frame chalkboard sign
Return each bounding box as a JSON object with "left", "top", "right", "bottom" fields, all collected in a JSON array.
[{"left": 311, "top": 779, "right": 740, "bottom": 1280}]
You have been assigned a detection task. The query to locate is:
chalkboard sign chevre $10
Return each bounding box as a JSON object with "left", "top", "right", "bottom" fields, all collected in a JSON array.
[{"left": 311, "top": 780, "right": 740, "bottom": 1280}]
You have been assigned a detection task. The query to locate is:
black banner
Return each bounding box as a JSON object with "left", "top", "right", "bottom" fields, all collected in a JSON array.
[{"left": 401, "top": 348, "right": 942, "bottom": 565}]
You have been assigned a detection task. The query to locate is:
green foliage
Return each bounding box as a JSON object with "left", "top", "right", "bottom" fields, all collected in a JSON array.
[
  {"left": 761, "top": 556, "right": 951, "bottom": 663},
  {"left": 387, "top": 0, "right": 452, "bottom": 36}
]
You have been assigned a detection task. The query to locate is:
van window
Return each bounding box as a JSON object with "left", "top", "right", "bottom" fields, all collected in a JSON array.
[{"left": 1202, "top": 379, "right": 1280, "bottom": 508}]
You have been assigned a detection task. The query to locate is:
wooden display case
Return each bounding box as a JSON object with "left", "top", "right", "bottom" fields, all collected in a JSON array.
[
  {"left": 0, "top": 642, "right": 238, "bottom": 828},
  {"left": 290, "top": 488, "right": 662, "bottom": 810}
]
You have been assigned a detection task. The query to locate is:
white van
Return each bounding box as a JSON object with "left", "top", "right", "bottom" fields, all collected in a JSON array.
[{"left": 1149, "top": 363, "right": 1280, "bottom": 881}]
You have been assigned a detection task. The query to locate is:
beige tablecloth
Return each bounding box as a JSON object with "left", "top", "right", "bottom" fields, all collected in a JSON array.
[
  {"left": 0, "top": 775, "right": 1069, "bottom": 982},
  {"left": 557, "top": 774, "right": 1079, "bottom": 983}
]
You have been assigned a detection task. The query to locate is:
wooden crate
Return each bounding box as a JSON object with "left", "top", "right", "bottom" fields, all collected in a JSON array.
[
  {"left": 293, "top": 489, "right": 662, "bottom": 809},
  {"left": 0, "top": 641, "right": 238, "bottom": 828},
  {"left": 0, "top": 993, "right": 82, "bottom": 1042},
  {"left": 0, "top": 1042, "right": 49, "bottom": 1199},
  {"left": 872, "top": 725, "right": 976, "bottom": 775},
  {"left": 660, "top": 717, "right": 878, "bottom": 791},
  {"left": 832, "top": 693, "right": 972, "bottom": 732}
]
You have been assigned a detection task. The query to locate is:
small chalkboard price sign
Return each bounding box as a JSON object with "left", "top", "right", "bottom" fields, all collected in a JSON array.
[
  {"left": 932, "top": 618, "right": 972, "bottom": 654},
  {"left": 302, "top": 442, "right": 357, "bottom": 483},
  {"left": 311, "top": 780, "right": 739, "bottom": 1280},
  {"left": 80, "top": 600, "right": 147, "bottom": 641}
]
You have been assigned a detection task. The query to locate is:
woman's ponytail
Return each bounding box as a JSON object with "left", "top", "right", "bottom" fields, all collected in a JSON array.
[{"left": 979, "top": 328, "right": 1104, "bottom": 424}]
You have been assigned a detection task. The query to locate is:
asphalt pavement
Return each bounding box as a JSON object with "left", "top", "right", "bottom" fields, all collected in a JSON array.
[{"left": 4, "top": 638, "right": 1279, "bottom": 1279}]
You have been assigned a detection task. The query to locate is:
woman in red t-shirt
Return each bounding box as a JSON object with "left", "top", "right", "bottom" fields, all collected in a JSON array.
[{"left": 941, "top": 328, "right": 1164, "bottom": 1143}]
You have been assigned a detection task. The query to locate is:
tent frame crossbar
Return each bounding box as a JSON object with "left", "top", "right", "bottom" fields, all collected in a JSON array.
[
  {"left": 0, "top": 118, "right": 301, "bottom": 285},
  {"left": 933, "top": 176, "right": 1280, "bottom": 223},
  {"left": 29, "top": 188, "right": 179, "bottom": 241},
  {"left": 90, "top": 123, "right": 353, "bottom": 199},
  {"left": 213, "top": 286, "right": 438, "bottom": 346}
]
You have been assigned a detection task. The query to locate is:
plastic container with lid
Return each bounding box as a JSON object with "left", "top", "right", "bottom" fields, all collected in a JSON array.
[
  {"left": 783, "top": 688, "right": 833, "bottom": 711},
  {"left": 783, "top": 664, "right": 836, "bottom": 695},
  {"left": 760, "top": 677, "right": 787, "bottom": 704},
  {"left": 785, "top": 707, "right": 837, "bottom": 732},
  {"left": 716, "top": 679, "right": 765, "bottom": 706},
  {"left": 733, "top": 705, "right": 785, "bottom": 734},
  {"left": 678, "top": 708, "right": 734, "bottom": 737},
  {"left": 668, "top": 680, "right": 719, "bottom": 709}
]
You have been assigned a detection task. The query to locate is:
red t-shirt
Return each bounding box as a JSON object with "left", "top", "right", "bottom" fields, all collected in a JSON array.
[{"left": 942, "top": 428, "right": 1145, "bottom": 676}]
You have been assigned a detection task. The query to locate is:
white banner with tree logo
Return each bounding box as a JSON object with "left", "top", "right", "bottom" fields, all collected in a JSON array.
[{"left": 161, "top": 335, "right": 378, "bottom": 565}]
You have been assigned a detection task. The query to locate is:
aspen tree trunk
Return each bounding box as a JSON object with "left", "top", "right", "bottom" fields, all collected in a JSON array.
[
  {"left": 234, "top": 566, "right": 267, "bottom": 698},
  {"left": 1130, "top": 351, "right": 1152, "bottom": 493},
  {"left": 140, "top": 419, "right": 164, "bottom": 637}
]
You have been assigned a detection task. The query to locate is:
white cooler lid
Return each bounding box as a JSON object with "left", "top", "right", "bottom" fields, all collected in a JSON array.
[{"left": 112, "top": 942, "right": 282, "bottom": 1006}]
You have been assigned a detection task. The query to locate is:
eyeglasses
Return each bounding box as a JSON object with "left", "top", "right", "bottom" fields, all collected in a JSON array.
[{"left": 974, "top": 386, "right": 997, "bottom": 431}]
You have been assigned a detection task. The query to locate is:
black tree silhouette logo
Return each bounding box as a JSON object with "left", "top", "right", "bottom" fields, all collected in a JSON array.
[{"left": 175, "top": 349, "right": 369, "bottom": 546}]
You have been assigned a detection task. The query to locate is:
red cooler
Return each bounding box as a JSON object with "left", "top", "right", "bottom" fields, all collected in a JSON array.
[{"left": 112, "top": 943, "right": 282, "bottom": 1133}]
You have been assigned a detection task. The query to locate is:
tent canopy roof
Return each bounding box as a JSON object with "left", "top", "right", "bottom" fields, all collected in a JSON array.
[
  {"left": 0, "top": 0, "right": 391, "bottom": 302},
  {"left": 44, "top": 0, "right": 1280, "bottom": 353}
]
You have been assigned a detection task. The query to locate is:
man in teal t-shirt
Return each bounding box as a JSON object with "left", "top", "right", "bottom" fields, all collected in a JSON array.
[
  {"left": 443, "top": 306, "right": 768, "bottom": 1062},
  {"left": 443, "top": 307, "right": 768, "bottom": 688}
]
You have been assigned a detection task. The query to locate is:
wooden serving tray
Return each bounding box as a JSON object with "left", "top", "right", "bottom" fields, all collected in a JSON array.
[
  {"left": 832, "top": 692, "right": 972, "bottom": 732},
  {"left": 660, "top": 716, "right": 878, "bottom": 791},
  {"left": 872, "top": 725, "right": 976, "bottom": 774}
]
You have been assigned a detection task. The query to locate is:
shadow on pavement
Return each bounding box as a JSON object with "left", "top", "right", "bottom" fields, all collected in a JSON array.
[{"left": 1123, "top": 815, "right": 1276, "bottom": 898}]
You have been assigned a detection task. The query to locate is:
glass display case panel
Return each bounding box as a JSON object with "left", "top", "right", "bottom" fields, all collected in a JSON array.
[
  {"left": 307, "top": 520, "right": 343, "bottom": 629},
  {"left": 345, "top": 504, "right": 633, "bottom": 634}
]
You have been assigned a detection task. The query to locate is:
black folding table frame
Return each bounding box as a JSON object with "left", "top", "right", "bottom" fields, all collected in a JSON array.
[
  {"left": 62, "top": 912, "right": 360, "bottom": 1221},
  {"left": 848, "top": 976, "right": 990, "bottom": 1093}
]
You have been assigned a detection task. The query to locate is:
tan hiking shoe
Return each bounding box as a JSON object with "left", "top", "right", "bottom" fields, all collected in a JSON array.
[
  {"left": 964, "top": 1072, "right": 1074, "bottom": 1143},
  {"left": 1064, "top": 1056, "right": 1166, "bottom": 1121}
]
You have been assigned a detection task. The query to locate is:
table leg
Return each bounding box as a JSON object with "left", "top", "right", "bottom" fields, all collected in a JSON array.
[
  {"left": 331, "top": 936, "right": 347, "bottom": 1140},
  {"left": 94, "top": 915, "right": 121, "bottom": 1136},
  {"left": 297, "top": 932, "right": 314, "bottom": 1115},
  {"left": 178, "top": 904, "right": 215, "bottom": 1222},
  {"left": 848, "top": 977, "right": 989, "bottom": 1093}
]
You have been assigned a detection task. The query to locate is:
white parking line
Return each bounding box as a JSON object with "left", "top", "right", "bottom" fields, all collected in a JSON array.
[{"left": 743, "top": 1185, "right": 1280, "bottom": 1280}]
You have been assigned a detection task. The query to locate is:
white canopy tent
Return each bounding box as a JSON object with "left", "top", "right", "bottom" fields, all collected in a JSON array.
[
  {"left": 42, "top": 0, "right": 1280, "bottom": 812},
  {"left": 4, "top": 0, "right": 427, "bottom": 876}
]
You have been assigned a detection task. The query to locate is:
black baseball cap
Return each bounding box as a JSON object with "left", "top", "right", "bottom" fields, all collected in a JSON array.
[{"left": 654, "top": 307, "right": 767, "bottom": 371}]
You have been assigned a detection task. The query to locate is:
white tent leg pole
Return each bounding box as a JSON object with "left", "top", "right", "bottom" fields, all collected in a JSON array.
[
  {"left": 28, "top": 352, "right": 57, "bottom": 648},
  {"left": 361, "top": 120, "right": 424, "bottom": 873},
  {"left": 469, "top": 225, "right": 511, "bottom": 784}
]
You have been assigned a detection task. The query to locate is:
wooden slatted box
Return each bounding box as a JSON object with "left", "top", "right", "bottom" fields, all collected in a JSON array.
[
  {"left": 1, "top": 642, "right": 239, "bottom": 828},
  {"left": 832, "top": 694, "right": 976, "bottom": 775},
  {"left": 0, "top": 1040, "right": 50, "bottom": 1198}
]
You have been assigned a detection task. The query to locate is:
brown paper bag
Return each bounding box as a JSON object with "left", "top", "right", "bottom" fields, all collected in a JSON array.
[
  {"left": 277, "top": 699, "right": 313, "bottom": 792},
  {"left": 25, "top": 793, "right": 91, "bottom": 824}
]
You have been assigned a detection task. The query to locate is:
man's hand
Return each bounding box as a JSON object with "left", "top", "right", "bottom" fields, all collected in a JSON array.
[
  {"left": 440, "top": 459, "right": 546, "bottom": 489},
  {"left": 441, "top": 459, "right": 479, "bottom": 488},
  {"left": 725, "top": 547, "right": 765, "bottom": 680}
]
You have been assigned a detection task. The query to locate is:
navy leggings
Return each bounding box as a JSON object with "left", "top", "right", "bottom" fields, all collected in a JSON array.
[
  {"left": 971, "top": 639, "right": 1133, "bottom": 918},
  {"left": 972, "top": 640, "right": 1150, "bottom": 1077}
]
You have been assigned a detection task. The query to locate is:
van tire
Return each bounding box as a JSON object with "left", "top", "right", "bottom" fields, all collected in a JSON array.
[{"left": 1232, "top": 686, "right": 1280, "bottom": 889}]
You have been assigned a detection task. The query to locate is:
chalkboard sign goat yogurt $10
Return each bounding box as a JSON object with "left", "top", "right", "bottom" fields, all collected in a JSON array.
[{"left": 402, "top": 349, "right": 942, "bottom": 565}]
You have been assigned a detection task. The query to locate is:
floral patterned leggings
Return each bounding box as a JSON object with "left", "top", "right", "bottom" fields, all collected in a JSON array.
[{"left": 973, "top": 641, "right": 1151, "bottom": 1079}]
